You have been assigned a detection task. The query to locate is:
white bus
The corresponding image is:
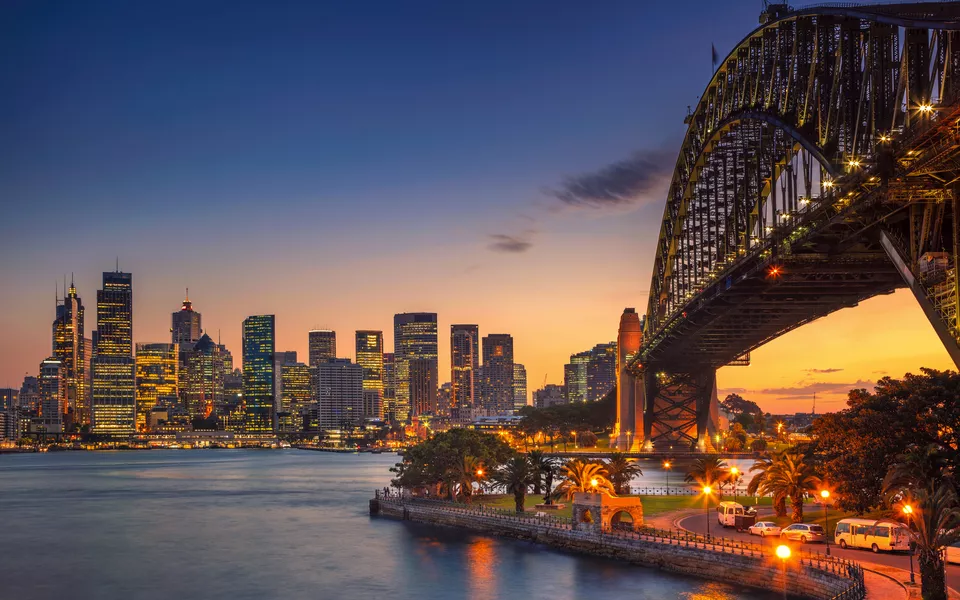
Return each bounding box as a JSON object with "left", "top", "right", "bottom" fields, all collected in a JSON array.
[
  {"left": 834, "top": 518, "right": 911, "bottom": 553},
  {"left": 717, "top": 501, "right": 745, "bottom": 527}
]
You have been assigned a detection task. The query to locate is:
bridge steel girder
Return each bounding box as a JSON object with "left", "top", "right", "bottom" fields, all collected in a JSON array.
[{"left": 640, "top": 369, "right": 718, "bottom": 452}]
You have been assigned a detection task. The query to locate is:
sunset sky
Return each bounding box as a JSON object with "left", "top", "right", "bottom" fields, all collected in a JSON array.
[{"left": 1, "top": 0, "right": 954, "bottom": 412}]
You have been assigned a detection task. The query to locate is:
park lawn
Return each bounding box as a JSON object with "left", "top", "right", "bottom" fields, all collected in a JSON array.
[{"left": 475, "top": 493, "right": 775, "bottom": 520}]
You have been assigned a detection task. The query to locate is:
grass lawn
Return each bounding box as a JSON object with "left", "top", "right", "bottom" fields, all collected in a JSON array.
[{"left": 474, "top": 493, "right": 776, "bottom": 520}]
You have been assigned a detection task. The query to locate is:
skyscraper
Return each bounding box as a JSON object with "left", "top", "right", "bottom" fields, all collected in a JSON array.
[
  {"left": 586, "top": 342, "right": 617, "bottom": 402},
  {"left": 92, "top": 269, "right": 136, "bottom": 435},
  {"left": 314, "top": 359, "right": 363, "bottom": 430},
  {"left": 308, "top": 330, "right": 336, "bottom": 366},
  {"left": 563, "top": 351, "right": 590, "bottom": 403},
  {"left": 450, "top": 324, "right": 479, "bottom": 411},
  {"left": 135, "top": 343, "right": 179, "bottom": 431},
  {"left": 274, "top": 350, "right": 298, "bottom": 404},
  {"left": 180, "top": 334, "right": 226, "bottom": 421},
  {"left": 382, "top": 352, "right": 397, "bottom": 422},
  {"left": 513, "top": 363, "right": 527, "bottom": 412},
  {"left": 242, "top": 315, "right": 276, "bottom": 434},
  {"left": 53, "top": 277, "right": 87, "bottom": 426},
  {"left": 481, "top": 334, "right": 514, "bottom": 416},
  {"left": 355, "top": 330, "right": 383, "bottom": 420},
  {"left": 171, "top": 290, "right": 201, "bottom": 346},
  {"left": 394, "top": 313, "right": 437, "bottom": 424},
  {"left": 279, "top": 362, "right": 311, "bottom": 433},
  {"left": 409, "top": 357, "right": 438, "bottom": 417},
  {"left": 39, "top": 357, "right": 65, "bottom": 434}
]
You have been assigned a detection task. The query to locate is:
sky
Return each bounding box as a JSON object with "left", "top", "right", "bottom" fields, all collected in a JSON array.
[{"left": 0, "top": 0, "right": 954, "bottom": 412}]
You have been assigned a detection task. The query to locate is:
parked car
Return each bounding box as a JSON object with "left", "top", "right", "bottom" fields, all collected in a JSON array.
[
  {"left": 780, "top": 523, "right": 826, "bottom": 544},
  {"left": 834, "top": 518, "right": 910, "bottom": 553},
  {"left": 946, "top": 542, "right": 960, "bottom": 565},
  {"left": 747, "top": 521, "right": 782, "bottom": 538}
]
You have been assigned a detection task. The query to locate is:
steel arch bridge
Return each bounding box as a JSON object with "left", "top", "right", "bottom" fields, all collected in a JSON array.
[{"left": 614, "top": 2, "right": 960, "bottom": 452}]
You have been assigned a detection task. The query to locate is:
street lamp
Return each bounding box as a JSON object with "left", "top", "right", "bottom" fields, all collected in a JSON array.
[
  {"left": 903, "top": 504, "right": 916, "bottom": 584},
  {"left": 703, "top": 485, "right": 713, "bottom": 539},
  {"left": 730, "top": 467, "right": 739, "bottom": 500},
  {"left": 820, "top": 490, "right": 831, "bottom": 555},
  {"left": 776, "top": 544, "right": 791, "bottom": 600},
  {"left": 590, "top": 478, "right": 598, "bottom": 492},
  {"left": 663, "top": 460, "right": 672, "bottom": 493}
]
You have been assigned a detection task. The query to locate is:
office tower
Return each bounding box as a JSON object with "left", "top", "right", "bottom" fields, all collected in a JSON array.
[
  {"left": 481, "top": 334, "right": 514, "bottom": 416},
  {"left": 409, "top": 357, "right": 438, "bottom": 417},
  {"left": 92, "top": 269, "right": 136, "bottom": 435},
  {"left": 314, "top": 359, "right": 363, "bottom": 430},
  {"left": 279, "top": 362, "right": 311, "bottom": 433},
  {"left": 586, "top": 342, "right": 617, "bottom": 402},
  {"left": 39, "top": 357, "right": 65, "bottom": 434},
  {"left": 135, "top": 343, "right": 179, "bottom": 431},
  {"left": 52, "top": 277, "right": 87, "bottom": 425},
  {"left": 0, "top": 389, "right": 18, "bottom": 441},
  {"left": 180, "top": 334, "right": 226, "bottom": 421},
  {"left": 513, "top": 363, "right": 527, "bottom": 412},
  {"left": 382, "top": 353, "right": 396, "bottom": 422},
  {"left": 450, "top": 324, "right": 479, "bottom": 411},
  {"left": 19, "top": 376, "right": 40, "bottom": 413},
  {"left": 393, "top": 313, "right": 437, "bottom": 424},
  {"left": 437, "top": 382, "right": 452, "bottom": 416},
  {"left": 534, "top": 384, "right": 567, "bottom": 409},
  {"left": 308, "top": 330, "right": 336, "bottom": 366},
  {"left": 83, "top": 337, "right": 93, "bottom": 414},
  {"left": 0, "top": 389, "right": 17, "bottom": 411},
  {"left": 219, "top": 344, "right": 233, "bottom": 373},
  {"left": 242, "top": 315, "right": 276, "bottom": 434},
  {"left": 171, "top": 290, "right": 201, "bottom": 346},
  {"left": 355, "top": 331, "right": 383, "bottom": 419},
  {"left": 274, "top": 350, "right": 298, "bottom": 404},
  {"left": 563, "top": 351, "right": 590, "bottom": 403}
]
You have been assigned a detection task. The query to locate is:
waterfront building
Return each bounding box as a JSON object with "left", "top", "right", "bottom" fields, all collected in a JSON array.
[
  {"left": 586, "top": 342, "right": 617, "bottom": 402},
  {"left": 393, "top": 313, "right": 437, "bottom": 424},
  {"left": 274, "top": 350, "right": 298, "bottom": 406},
  {"left": 409, "top": 357, "right": 438, "bottom": 417},
  {"left": 0, "top": 389, "right": 17, "bottom": 411},
  {"left": 19, "top": 376, "right": 40, "bottom": 413},
  {"left": 92, "top": 269, "right": 136, "bottom": 435},
  {"left": 52, "top": 277, "right": 87, "bottom": 426},
  {"left": 450, "top": 324, "right": 479, "bottom": 411},
  {"left": 382, "top": 353, "right": 397, "bottom": 422},
  {"left": 171, "top": 291, "right": 201, "bottom": 347},
  {"left": 513, "top": 363, "right": 527, "bottom": 412},
  {"left": 534, "top": 384, "right": 566, "bottom": 409},
  {"left": 180, "top": 334, "right": 227, "bottom": 421},
  {"left": 279, "top": 362, "right": 311, "bottom": 433},
  {"left": 135, "top": 343, "right": 179, "bottom": 431},
  {"left": 39, "top": 357, "right": 65, "bottom": 434},
  {"left": 481, "top": 334, "right": 514, "bottom": 416},
  {"left": 242, "top": 315, "right": 276, "bottom": 434},
  {"left": 308, "top": 330, "right": 336, "bottom": 366},
  {"left": 355, "top": 331, "right": 383, "bottom": 419},
  {"left": 314, "top": 359, "right": 363, "bottom": 430},
  {"left": 564, "top": 351, "right": 590, "bottom": 403}
]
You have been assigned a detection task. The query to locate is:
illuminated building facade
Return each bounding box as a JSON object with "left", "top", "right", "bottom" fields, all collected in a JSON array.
[
  {"left": 279, "top": 362, "right": 311, "bottom": 433},
  {"left": 513, "top": 363, "right": 527, "bottom": 412},
  {"left": 563, "top": 351, "right": 590, "bottom": 403},
  {"left": 274, "top": 350, "right": 298, "bottom": 406},
  {"left": 19, "top": 376, "right": 40, "bottom": 413},
  {"left": 355, "top": 330, "right": 383, "bottom": 419},
  {"left": 481, "top": 334, "right": 514, "bottom": 415},
  {"left": 314, "top": 359, "right": 363, "bottom": 430},
  {"left": 393, "top": 313, "right": 437, "bottom": 424},
  {"left": 180, "top": 334, "right": 226, "bottom": 421},
  {"left": 586, "top": 342, "right": 617, "bottom": 402},
  {"left": 242, "top": 315, "right": 276, "bottom": 434},
  {"left": 135, "top": 343, "right": 179, "bottom": 431},
  {"left": 382, "top": 353, "right": 397, "bottom": 422},
  {"left": 171, "top": 291, "right": 201, "bottom": 346},
  {"left": 92, "top": 269, "right": 136, "bottom": 435},
  {"left": 534, "top": 384, "right": 566, "bottom": 409},
  {"left": 39, "top": 357, "right": 65, "bottom": 434},
  {"left": 450, "top": 324, "right": 479, "bottom": 411},
  {"left": 409, "top": 357, "right": 438, "bottom": 417},
  {"left": 52, "top": 277, "right": 87, "bottom": 425},
  {"left": 308, "top": 330, "right": 336, "bottom": 366}
]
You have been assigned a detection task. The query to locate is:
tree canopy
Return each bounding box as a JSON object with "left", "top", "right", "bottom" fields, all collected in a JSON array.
[{"left": 390, "top": 428, "right": 516, "bottom": 493}]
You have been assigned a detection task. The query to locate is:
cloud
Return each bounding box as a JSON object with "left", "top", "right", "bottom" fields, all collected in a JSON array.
[
  {"left": 718, "top": 387, "right": 748, "bottom": 394},
  {"left": 803, "top": 368, "right": 844, "bottom": 374},
  {"left": 545, "top": 150, "right": 673, "bottom": 210},
  {"left": 760, "top": 380, "right": 875, "bottom": 397},
  {"left": 488, "top": 233, "right": 532, "bottom": 253}
]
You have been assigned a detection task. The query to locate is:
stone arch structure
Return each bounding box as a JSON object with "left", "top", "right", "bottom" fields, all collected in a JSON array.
[{"left": 572, "top": 492, "right": 644, "bottom": 533}]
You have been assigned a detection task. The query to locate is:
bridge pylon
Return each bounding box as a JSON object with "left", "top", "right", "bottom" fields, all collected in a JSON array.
[{"left": 640, "top": 369, "right": 719, "bottom": 453}]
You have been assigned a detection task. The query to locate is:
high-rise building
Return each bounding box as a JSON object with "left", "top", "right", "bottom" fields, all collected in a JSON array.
[
  {"left": 180, "top": 334, "right": 226, "bottom": 421},
  {"left": 279, "top": 362, "right": 311, "bottom": 433},
  {"left": 308, "top": 330, "right": 336, "bottom": 366},
  {"left": 314, "top": 359, "right": 363, "bottom": 430},
  {"left": 274, "top": 350, "right": 298, "bottom": 404},
  {"left": 53, "top": 277, "right": 87, "bottom": 426},
  {"left": 481, "top": 334, "right": 514, "bottom": 416},
  {"left": 0, "top": 389, "right": 18, "bottom": 411},
  {"left": 437, "top": 382, "right": 453, "bottom": 417},
  {"left": 39, "top": 357, "right": 65, "bottom": 434},
  {"left": 513, "top": 363, "right": 527, "bottom": 412},
  {"left": 92, "top": 269, "right": 136, "bottom": 435},
  {"left": 242, "top": 315, "right": 276, "bottom": 434},
  {"left": 586, "top": 342, "right": 617, "bottom": 402},
  {"left": 450, "top": 324, "right": 479, "bottom": 411},
  {"left": 171, "top": 290, "right": 201, "bottom": 347},
  {"left": 563, "top": 351, "right": 590, "bottom": 403},
  {"left": 355, "top": 331, "right": 383, "bottom": 420},
  {"left": 382, "top": 353, "right": 397, "bottom": 422},
  {"left": 19, "top": 376, "right": 40, "bottom": 413},
  {"left": 135, "top": 343, "right": 179, "bottom": 431},
  {"left": 394, "top": 313, "right": 437, "bottom": 423},
  {"left": 534, "top": 384, "right": 566, "bottom": 409},
  {"left": 409, "top": 357, "right": 438, "bottom": 417}
]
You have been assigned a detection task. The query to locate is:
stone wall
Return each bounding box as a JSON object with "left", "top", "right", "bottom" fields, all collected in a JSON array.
[{"left": 373, "top": 498, "right": 862, "bottom": 600}]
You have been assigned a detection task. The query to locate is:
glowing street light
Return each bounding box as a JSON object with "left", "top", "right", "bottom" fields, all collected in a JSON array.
[
  {"left": 476, "top": 468, "right": 484, "bottom": 477},
  {"left": 776, "top": 545, "right": 791, "bottom": 600},
  {"left": 590, "top": 478, "right": 599, "bottom": 490},
  {"left": 663, "top": 460, "right": 672, "bottom": 492},
  {"left": 903, "top": 503, "right": 916, "bottom": 584},
  {"left": 820, "top": 489, "right": 831, "bottom": 555},
  {"left": 730, "top": 467, "right": 740, "bottom": 500},
  {"left": 703, "top": 485, "right": 714, "bottom": 539}
]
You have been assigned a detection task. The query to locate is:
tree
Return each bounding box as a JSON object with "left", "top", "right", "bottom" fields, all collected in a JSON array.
[
  {"left": 455, "top": 456, "right": 486, "bottom": 503},
  {"left": 528, "top": 450, "right": 559, "bottom": 503},
  {"left": 604, "top": 452, "right": 643, "bottom": 495},
  {"left": 721, "top": 393, "right": 762, "bottom": 417},
  {"left": 576, "top": 430, "right": 598, "bottom": 448},
  {"left": 750, "top": 438, "right": 767, "bottom": 452},
  {"left": 491, "top": 456, "right": 535, "bottom": 513},
  {"left": 553, "top": 459, "right": 615, "bottom": 500},
  {"left": 685, "top": 456, "right": 729, "bottom": 493},
  {"left": 763, "top": 451, "right": 821, "bottom": 523}
]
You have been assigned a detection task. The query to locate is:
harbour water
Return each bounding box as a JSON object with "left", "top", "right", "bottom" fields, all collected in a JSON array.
[{"left": 0, "top": 450, "right": 775, "bottom": 600}]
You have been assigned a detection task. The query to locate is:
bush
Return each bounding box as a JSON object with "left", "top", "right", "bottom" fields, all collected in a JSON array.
[
  {"left": 577, "top": 430, "right": 598, "bottom": 448},
  {"left": 750, "top": 438, "right": 767, "bottom": 452}
]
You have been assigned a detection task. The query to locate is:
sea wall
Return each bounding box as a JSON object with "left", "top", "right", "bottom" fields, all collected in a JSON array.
[{"left": 372, "top": 498, "right": 863, "bottom": 600}]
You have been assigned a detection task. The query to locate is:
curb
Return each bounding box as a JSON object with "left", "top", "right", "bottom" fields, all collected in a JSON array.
[{"left": 859, "top": 565, "right": 912, "bottom": 600}]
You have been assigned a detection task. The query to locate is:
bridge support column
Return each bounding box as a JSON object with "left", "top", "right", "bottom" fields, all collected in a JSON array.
[
  {"left": 614, "top": 308, "right": 643, "bottom": 451},
  {"left": 641, "top": 369, "right": 719, "bottom": 452}
]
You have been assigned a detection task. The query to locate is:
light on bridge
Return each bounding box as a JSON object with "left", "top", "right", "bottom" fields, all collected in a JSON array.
[
  {"left": 822, "top": 180, "right": 834, "bottom": 188},
  {"left": 879, "top": 134, "right": 891, "bottom": 143},
  {"left": 767, "top": 265, "right": 783, "bottom": 278},
  {"left": 917, "top": 103, "right": 934, "bottom": 114},
  {"left": 847, "top": 158, "right": 861, "bottom": 169}
]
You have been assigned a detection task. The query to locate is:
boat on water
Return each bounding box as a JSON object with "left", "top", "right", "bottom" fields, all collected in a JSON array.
[
  {"left": 279, "top": 441, "right": 292, "bottom": 449},
  {"left": 168, "top": 443, "right": 182, "bottom": 449}
]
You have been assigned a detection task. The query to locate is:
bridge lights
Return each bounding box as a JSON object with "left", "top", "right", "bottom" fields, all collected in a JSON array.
[
  {"left": 767, "top": 265, "right": 783, "bottom": 278},
  {"left": 879, "top": 134, "right": 891, "bottom": 143},
  {"left": 846, "top": 158, "right": 861, "bottom": 169},
  {"left": 822, "top": 179, "right": 834, "bottom": 189},
  {"left": 917, "top": 103, "right": 934, "bottom": 115}
]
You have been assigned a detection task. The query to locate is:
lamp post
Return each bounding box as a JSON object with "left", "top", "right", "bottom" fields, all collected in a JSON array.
[
  {"left": 703, "top": 485, "right": 713, "bottom": 539},
  {"left": 776, "top": 544, "right": 791, "bottom": 600},
  {"left": 663, "top": 460, "right": 672, "bottom": 494},
  {"left": 903, "top": 504, "right": 916, "bottom": 584},
  {"left": 730, "top": 467, "right": 739, "bottom": 500},
  {"left": 820, "top": 490, "right": 831, "bottom": 555}
]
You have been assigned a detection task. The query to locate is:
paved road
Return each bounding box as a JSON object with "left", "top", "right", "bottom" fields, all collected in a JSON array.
[{"left": 678, "top": 509, "right": 960, "bottom": 591}]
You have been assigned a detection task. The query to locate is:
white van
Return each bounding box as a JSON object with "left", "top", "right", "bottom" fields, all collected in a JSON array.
[
  {"left": 834, "top": 518, "right": 911, "bottom": 553},
  {"left": 717, "top": 501, "right": 745, "bottom": 527}
]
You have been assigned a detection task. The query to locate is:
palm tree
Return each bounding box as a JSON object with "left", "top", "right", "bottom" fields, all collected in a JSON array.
[
  {"left": 528, "top": 450, "right": 559, "bottom": 503},
  {"left": 553, "top": 459, "right": 615, "bottom": 500},
  {"left": 491, "top": 456, "right": 535, "bottom": 513},
  {"left": 604, "top": 452, "right": 643, "bottom": 495},
  {"left": 763, "top": 451, "right": 820, "bottom": 523},
  {"left": 454, "top": 455, "right": 486, "bottom": 503},
  {"left": 747, "top": 454, "right": 787, "bottom": 518},
  {"left": 685, "top": 456, "right": 730, "bottom": 494}
]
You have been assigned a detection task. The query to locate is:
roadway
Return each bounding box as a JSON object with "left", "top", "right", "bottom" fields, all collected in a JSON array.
[{"left": 677, "top": 508, "right": 960, "bottom": 590}]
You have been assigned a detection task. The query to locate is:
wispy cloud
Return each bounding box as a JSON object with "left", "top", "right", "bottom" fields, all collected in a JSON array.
[
  {"left": 803, "top": 368, "right": 844, "bottom": 374},
  {"left": 544, "top": 150, "right": 673, "bottom": 210},
  {"left": 760, "top": 380, "right": 875, "bottom": 397},
  {"left": 488, "top": 233, "right": 532, "bottom": 254}
]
